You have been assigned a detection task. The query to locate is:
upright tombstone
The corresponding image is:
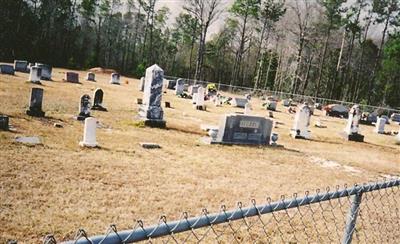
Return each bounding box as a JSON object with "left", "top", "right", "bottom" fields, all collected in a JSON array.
[
  {"left": 65, "top": 72, "right": 79, "bottom": 83},
  {"left": 282, "top": 99, "right": 292, "bottom": 107},
  {"left": 343, "top": 104, "right": 364, "bottom": 142},
  {"left": 374, "top": 117, "right": 386, "bottom": 134},
  {"left": 110, "top": 73, "right": 120, "bottom": 84},
  {"left": 195, "top": 86, "right": 205, "bottom": 110},
  {"left": 212, "top": 114, "right": 273, "bottom": 145},
  {"left": 231, "top": 97, "right": 248, "bottom": 108},
  {"left": 29, "top": 66, "right": 42, "bottom": 84},
  {"left": 79, "top": 117, "right": 98, "bottom": 147},
  {"left": 290, "top": 103, "right": 311, "bottom": 139},
  {"left": 35, "top": 63, "right": 52, "bottom": 80},
  {"left": 26, "top": 88, "right": 45, "bottom": 117},
  {"left": 0, "top": 115, "right": 9, "bottom": 131},
  {"left": 14, "top": 60, "right": 29, "bottom": 72},
  {"left": 139, "top": 77, "right": 145, "bottom": 91},
  {"left": 86, "top": 72, "right": 96, "bottom": 81},
  {"left": 192, "top": 92, "right": 198, "bottom": 104},
  {"left": 175, "top": 78, "right": 185, "bottom": 95},
  {"left": 244, "top": 102, "right": 252, "bottom": 115},
  {"left": 189, "top": 85, "right": 200, "bottom": 95},
  {"left": 266, "top": 100, "right": 277, "bottom": 111},
  {"left": 0, "top": 64, "right": 15, "bottom": 75},
  {"left": 167, "top": 80, "right": 176, "bottom": 90},
  {"left": 138, "top": 64, "right": 166, "bottom": 127},
  {"left": 92, "top": 88, "right": 107, "bottom": 111},
  {"left": 77, "top": 94, "right": 91, "bottom": 121}
]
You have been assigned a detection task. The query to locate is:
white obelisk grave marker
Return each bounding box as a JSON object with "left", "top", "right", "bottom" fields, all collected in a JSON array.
[{"left": 79, "top": 117, "right": 98, "bottom": 147}]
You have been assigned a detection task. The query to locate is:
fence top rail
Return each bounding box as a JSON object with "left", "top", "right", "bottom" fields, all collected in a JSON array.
[{"left": 53, "top": 178, "right": 400, "bottom": 244}]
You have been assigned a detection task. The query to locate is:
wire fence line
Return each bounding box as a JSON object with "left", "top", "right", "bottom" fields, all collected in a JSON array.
[
  {"left": 43, "top": 178, "right": 400, "bottom": 244},
  {"left": 164, "top": 75, "right": 400, "bottom": 116}
]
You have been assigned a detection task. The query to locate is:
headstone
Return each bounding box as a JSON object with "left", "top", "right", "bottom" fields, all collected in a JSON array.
[
  {"left": 374, "top": 117, "right": 386, "bottom": 134},
  {"left": 188, "top": 85, "right": 200, "bottom": 95},
  {"left": 343, "top": 104, "right": 364, "bottom": 142},
  {"left": 29, "top": 66, "right": 42, "bottom": 84},
  {"left": 110, "top": 73, "right": 120, "bottom": 84},
  {"left": 79, "top": 117, "right": 98, "bottom": 147},
  {"left": 231, "top": 97, "right": 248, "bottom": 108},
  {"left": 140, "top": 142, "right": 161, "bottom": 149},
  {"left": 396, "top": 130, "right": 400, "bottom": 145},
  {"left": 35, "top": 63, "right": 52, "bottom": 80},
  {"left": 290, "top": 104, "right": 311, "bottom": 139},
  {"left": 92, "top": 89, "right": 107, "bottom": 111},
  {"left": 175, "top": 78, "right": 185, "bottom": 95},
  {"left": 165, "top": 101, "right": 171, "bottom": 108},
  {"left": 138, "top": 64, "right": 166, "bottom": 128},
  {"left": 167, "top": 80, "right": 176, "bottom": 90},
  {"left": 0, "top": 64, "right": 15, "bottom": 75},
  {"left": 282, "top": 99, "right": 291, "bottom": 107},
  {"left": 195, "top": 86, "right": 205, "bottom": 110},
  {"left": 266, "top": 100, "right": 277, "bottom": 111},
  {"left": 65, "top": 72, "right": 79, "bottom": 83},
  {"left": 139, "top": 77, "right": 145, "bottom": 91},
  {"left": 87, "top": 72, "right": 96, "bottom": 81},
  {"left": 244, "top": 102, "right": 252, "bottom": 115},
  {"left": 212, "top": 114, "right": 273, "bottom": 145},
  {"left": 0, "top": 115, "right": 9, "bottom": 131},
  {"left": 26, "top": 88, "right": 45, "bottom": 117},
  {"left": 77, "top": 94, "right": 91, "bottom": 121},
  {"left": 15, "top": 136, "right": 41, "bottom": 145},
  {"left": 14, "top": 60, "right": 28, "bottom": 72},
  {"left": 214, "top": 95, "right": 222, "bottom": 107},
  {"left": 245, "top": 93, "right": 251, "bottom": 100},
  {"left": 192, "top": 92, "right": 198, "bottom": 104}
]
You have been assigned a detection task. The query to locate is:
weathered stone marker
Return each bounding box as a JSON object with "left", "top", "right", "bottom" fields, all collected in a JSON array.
[
  {"left": 65, "top": 72, "right": 79, "bottom": 83},
  {"left": 35, "top": 63, "right": 52, "bottom": 80},
  {"left": 374, "top": 117, "right": 386, "bottom": 134},
  {"left": 166, "top": 80, "right": 176, "bottom": 90},
  {"left": 0, "top": 115, "right": 9, "bottom": 131},
  {"left": 77, "top": 94, "right": 91, "bottom": 121},
  {"left": 175, "top": 78, "right": 185, "bottom": 95},
  {"left": 266, "top": 100, "right": 277, "bottom": 111},
  {"left": 26, "top": 88, "right": 45, "bottom": 117},
  {"left": 139, "top": 77, "right": 145, "bottom": 91},
  {"left": 343, "top": 104, "right": 364, "bottom": 142},
  {"left": 14, "top": 60, "right": 29, "bottom": 72},
  {"left": 244, "top": 102, "right": 252, "bottom": 115},
  {"left": 211, "top": 114, "right": 273, "bottom": 145},
  {"left": 138, "top": 64, "right": 166, "bottom": 128},
  {"left": 290, "top": 103, "right": 311, "bottom": 139},
  {"left": 231, "top": 97, "right": 248, "bottom": 108},
  {"left": 195, "top": 86, "right": 205, "bottom": 110},
  {"left": 79, "top": 117, "right": 98, "bottom": 147},
  {"left": 110, "top": 73, "right": 120, "bottom": 84},
  {"left": 29, "top": 66, "right": 42, "bottom": 84},
  {"left": 0, "top": 64, "right": 15, "bottom": 75},
  {"left": 188, "top": 85, "right": 200, "bottom": 95},
  {"left": 92, "top": 88, "right": 107, "bottom": 111},
  {"left": 86, "top": 72, "right": 96, "bottom": 81}
]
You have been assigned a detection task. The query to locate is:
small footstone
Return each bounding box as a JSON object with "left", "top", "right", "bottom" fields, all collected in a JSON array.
[
  {"left": 0, "top": 115, "right": 9, "bottom": 131},
  {"left": 15, "top": 136, "right": 41, "bottom": 145},
  {"left": 140, "top": 142, "right": 161, "bottom": 149}
]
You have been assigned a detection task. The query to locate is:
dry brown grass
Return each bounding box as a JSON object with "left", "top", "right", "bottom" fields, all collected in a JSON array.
[{"left": 0, "top": 65, "right": 399, "bottom": 243}]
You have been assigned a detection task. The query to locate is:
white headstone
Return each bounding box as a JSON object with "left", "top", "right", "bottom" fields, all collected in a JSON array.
[
  {"left": 374, "top": 117, "right": 386, "bottom": 134},
  {"left": 291, "top": 104, "right": 311, "bottom": 139},
  {"left": 214, "top": 96, "right": 222, "bottom": 107},
  {"left": 29, "top": 66, "right": 41, "bottom": 83},
  {"left": 195, "top": 87, "right": 205, "bottom": 108},
  {"left": 110, "top": 73, "right": 120, "bottom": 84},
  {"left": 244, "top": 102, "right": 252, "bottom": 115},
  {"left": 192, "top": 92, "right": 198, "bottom": 104},
  {"left": 396, "top": 129, "right": 400, "bottom": 144},
  {"left": 344, "top": 105, "right": 361, "bottom": 135},
  {"left": 79, "top": 117, "right": 98, "bottom": 147},
  {"left": 175, "top": 78, "right": 185, "bottom": 95}
]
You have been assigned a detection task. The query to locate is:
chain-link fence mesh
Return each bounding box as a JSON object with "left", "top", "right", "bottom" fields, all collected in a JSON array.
[{"left": 43, "top": 178, "right": 400, "bottom": 244}]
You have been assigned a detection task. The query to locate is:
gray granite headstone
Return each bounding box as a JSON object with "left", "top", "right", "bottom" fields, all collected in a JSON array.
[
  {"left": 26, "top": 88, "right": 45, "bottom": 117},
  {"left": 87, "top": 72, "right": 96, "bottom": 81},
  {"left": 213, "top": 114, "right": 273, "bottom": 145},
  {"left": 138, "top": 64, "right": 165, "bottom": 127},
  {"left": 92, "top": 89, "right": 107, "bottom": 111},
  {"left": 66, "top": 72, "right": 79, "bottom": 83},
  {"left": 77, "top": 94, "right": 91, "bottom": 121},
  {"left": 0, "top": 64, "right": 15, "bottom": 75},
  {"left": 14, "top": 60, "right": 29, "bottom": 72},
  {"left": 35, "top": 63, "right": 52, "bottom": 80},
  {"left": 231, "top": 97, "right": 248, "bottom": 108},
  {"left": 0, "top": 115, "right": 9, "bottom": 131},
  {"left": 175, "top": 78, "right": 185, "bottom": 95}
]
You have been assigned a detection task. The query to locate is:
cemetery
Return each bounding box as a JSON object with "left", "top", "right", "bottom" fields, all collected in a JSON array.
[{"left": 0, "top": 64, "right": 399, "bottom": 242}]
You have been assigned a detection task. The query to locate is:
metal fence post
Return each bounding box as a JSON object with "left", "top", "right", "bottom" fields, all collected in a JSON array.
[{"left": 342, "top": 192, "right": 363, "bottom": 244}]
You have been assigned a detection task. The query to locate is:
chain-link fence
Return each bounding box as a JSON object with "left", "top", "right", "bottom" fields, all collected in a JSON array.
[
  {"left": 164, "top": 75, "right": 400, "bottom": 116},
  {"left": 44, "top": 178, "right": 400, "bottom": 244}
]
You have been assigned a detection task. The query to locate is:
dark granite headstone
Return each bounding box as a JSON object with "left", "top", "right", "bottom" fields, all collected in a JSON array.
[
  {"left": 213, "top": 114, "right": 273, "bottom": 145},
  {"left": 0, "top": 64, "right": 15, "bottom": 75},
  {"left": 92, "top": 89, "right": 107, "bottom": 111},
  {"left": 14, "top": 60, "right": 29, "bottom": 72},
  {"left": 87, "top": 72, "right": 96, "bottom": 81},
  {"left": 167, "top": 80, "right": 176, "bottom": 90},
  {"left": 0, "top": 115, "right": 9, "bottom": 131},
  {"left": 26, "top": 88, "right": 45, "bottom": 117},
  {"left": 66, "top": 72, "right": 79, "bottom": 83},
  {"left": 35, "top": 63, "right": 52, "bottom": 80},
  {"left": 77, "top": 94, "right": 91, "bottom": 121}
]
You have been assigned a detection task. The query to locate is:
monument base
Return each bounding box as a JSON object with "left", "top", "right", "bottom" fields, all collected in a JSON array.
[
  {"left": 29, "top": 80, "right": 42, "bottom": 85},
  {"left": 92, "top": 105, "right": 107, "bottom": 111},
  {"left": 290, "top": 130, "right": 311, "bottom": 140},
  {"left": 79, "top": 141, "right": 98, "bottom": 148},
  {"left": 26, "top": 109, "right": 45, "bottom": 117},
  {"left": 141, "top": 118, "right": 166, "bottom": 128},
  {"left": 201, "top": 137, "right": 277, "bottom": 146},
  {"left": 341, "top": 132, "right": 364, "bottom": 142}
]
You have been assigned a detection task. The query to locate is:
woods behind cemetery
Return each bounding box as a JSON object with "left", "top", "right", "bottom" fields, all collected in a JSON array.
[{"left": 1, "top": 0, "right": 400, "bottom": 108}]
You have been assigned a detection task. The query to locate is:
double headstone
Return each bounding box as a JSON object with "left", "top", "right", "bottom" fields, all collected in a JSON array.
[
  {"left": 138, "top": 64, "right": 166, "bottom": 128},
  {"left": 139, "top": 77, "right": 145, "bottom": 91},
  {"left": 110, "top": 73, "right": 120, "bottom": 84},
  {"left": 29, "top": 66, "right": 42, "bottom": 84},
  {"left": 175, "top": 78, "right": 185, "bottom": 95},
  {"left": 26, "top": 88, "right": 45, "bottom": 117},
  {"left": 65, "top": 72, "right": 79, "bottom": 83},
  {"left": 343, "top": 104, "right": 364, "bottom": 142},
  {"left": 86, "top": 72, "right": 96, "bottom": 81},
  {"left": 77, "top": 94, "right": 91, "bottom": 121},
  {"left": 79, "top": 117, "right": 98, "bottom": 147},
  {"left": 212, "top": 114, "right": 273, "bottom": 145},
  {"left": 92, "top": 88, "right": 107, "bottom": 111},
  {"left": 374, "top": 117, "right": 386, "bottom": 134},
  {"left": 0, "top": 64, "right": 15, "bottom": 75},
  {"left": 35, "top": 63, "right": 52, "bottom": 80},
  {"left": 14, "top": 60, "right": 29, "bottom": 72},
  {"left": 0, "top": 115, "right": 9, "bottom": 131},
  {"left": 290, "top": 103, "right": 311, "bottom": 139},
  {"left": 231, "top": 97, "right": 248, "bottom": 108},
  {"left": 195, "top": 86, "right": 205, "bottom": 110}
]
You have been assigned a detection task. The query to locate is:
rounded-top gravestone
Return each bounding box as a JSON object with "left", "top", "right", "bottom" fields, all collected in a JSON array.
[
  {"left": 77, "top": 94, "right": 91, "bottom": 121},
  {"left": 92, "top": 88, "right": 107, "bottom": 111},
  {"left": 29, "top": 66, "right": 42, "bottom": 84},
  {"left": 110, "top": 73, "right": 120, "bottom": 84},
  {"left": 87, "top": 72, "right": 96, "bottom": 81}
]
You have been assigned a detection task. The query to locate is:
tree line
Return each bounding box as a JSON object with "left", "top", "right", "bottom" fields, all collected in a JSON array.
[{"left": 0, "top": 0, "right": 399, "bottom": 108}]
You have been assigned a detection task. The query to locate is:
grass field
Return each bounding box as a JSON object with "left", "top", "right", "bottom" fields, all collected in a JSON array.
[{"left": 0, "top": 65, "right": 399, "bottom": 243}]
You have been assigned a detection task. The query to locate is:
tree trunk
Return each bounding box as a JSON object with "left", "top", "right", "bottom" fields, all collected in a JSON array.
[{"left": 314, "top": 27, "right": 331, "bottom": 98}]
